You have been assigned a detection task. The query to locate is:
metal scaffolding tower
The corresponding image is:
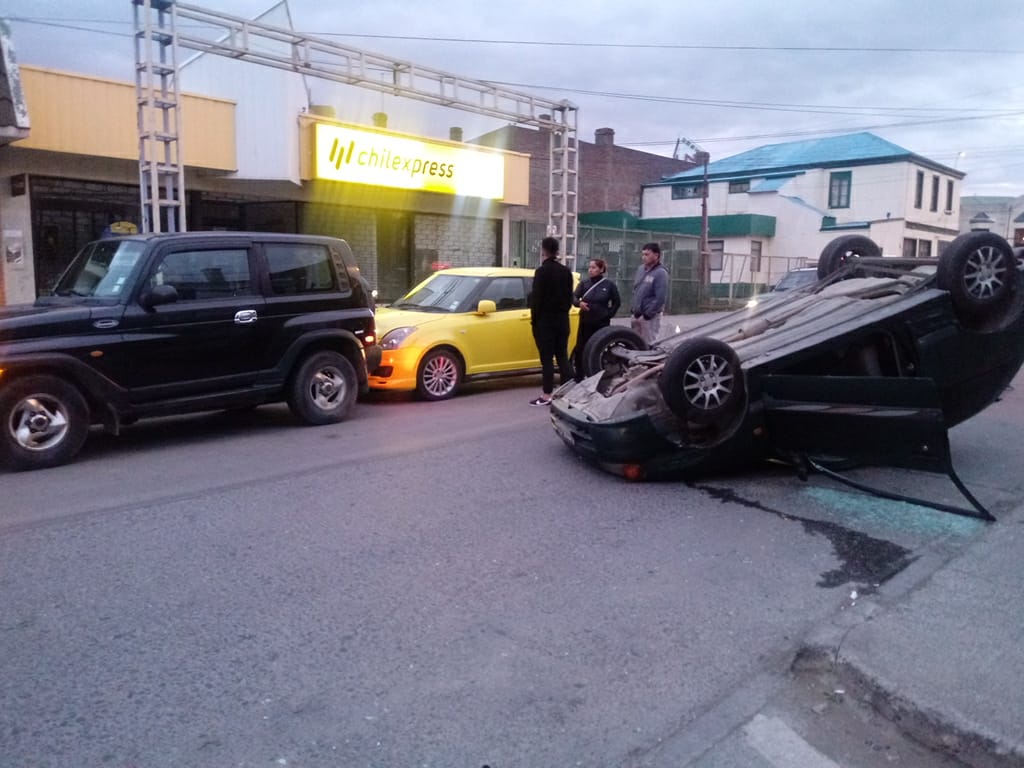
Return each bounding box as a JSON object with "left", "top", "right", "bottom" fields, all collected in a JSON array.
[
  {"left": 133, "top": 0, "right": 186, "bottom": 233},
  {"left": 548, "top": 104, "right": 579, "bottom": 268},
  {"left": 130, "top": 0, "right": 579, "bottom": 260}
]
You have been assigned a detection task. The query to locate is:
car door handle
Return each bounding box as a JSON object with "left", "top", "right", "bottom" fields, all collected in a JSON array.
[{"left": 234, "top": 309, "right": 258, "bottom": 324}]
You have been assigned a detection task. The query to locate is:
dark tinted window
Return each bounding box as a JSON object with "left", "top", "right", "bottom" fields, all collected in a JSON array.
[
  {"left": 265, "top": 244, "right": 335, "bottom": 295},
  {"left": 149, "top": 248, "right": 252, "bottom": 300},
  {"left": 479, "top": 277, "right": 527, "bottom": 309}
]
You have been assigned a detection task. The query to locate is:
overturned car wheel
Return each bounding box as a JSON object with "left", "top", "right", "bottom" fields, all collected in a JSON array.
[
  {"left": 937, "top": 231, "right": 1017, "bottom": 321},
  {"left": 659, "top": 338, "right": 745, "bottom": 427},
  {"left": 817, "top": 234, "right": 881, "bottom": 280},
  {"left": 582, "top": 326, "right": 648, "bottom": 378}
]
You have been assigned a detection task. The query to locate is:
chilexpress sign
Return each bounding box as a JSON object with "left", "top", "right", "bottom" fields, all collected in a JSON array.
[{"left": 314, "top": 122, "right": 505, "bottom": 199}]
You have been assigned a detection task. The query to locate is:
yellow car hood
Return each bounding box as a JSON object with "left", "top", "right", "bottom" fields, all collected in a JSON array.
[{"left": 374, "top": 306, "right": 454, "bottom": 335}]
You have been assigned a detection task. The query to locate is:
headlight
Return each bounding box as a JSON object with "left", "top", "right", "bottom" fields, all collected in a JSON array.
[{"left": 380, "top": 326, "right": 416, "bottom": 350}]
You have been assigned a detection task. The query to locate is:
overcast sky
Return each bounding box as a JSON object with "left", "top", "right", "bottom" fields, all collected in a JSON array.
[{"left": 3, "top": 0, "right": 1023, "bottom": 196}]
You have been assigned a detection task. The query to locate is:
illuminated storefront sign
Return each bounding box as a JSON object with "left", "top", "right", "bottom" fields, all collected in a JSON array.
[{"left": 314, "top": 123, "right": 505, "bottom": 199}]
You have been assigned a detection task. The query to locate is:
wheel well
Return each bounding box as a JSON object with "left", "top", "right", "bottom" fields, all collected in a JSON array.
[
  {"left": 419, "top": 345, "right": 465, "bottom": 376},
  {"left": 288, "top": 338, "right": 367, "bottom": 387},
  {"left": 0, "top": 367, "right": 98, "bottom": 423}
]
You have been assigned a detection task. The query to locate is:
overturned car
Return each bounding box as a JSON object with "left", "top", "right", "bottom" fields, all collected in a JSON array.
[{"left": 549, "top": 232, "right": 1024, "bottom": 517}]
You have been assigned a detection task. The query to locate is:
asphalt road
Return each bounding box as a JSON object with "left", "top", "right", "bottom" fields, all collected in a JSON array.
[{"left": 2, "top": 374, "right": 1021, "bottom": 768}]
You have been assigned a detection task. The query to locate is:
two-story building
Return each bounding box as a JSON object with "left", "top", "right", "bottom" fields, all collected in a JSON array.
[{"left": 638, "top": 132, "right": 964, "bottom": 288}]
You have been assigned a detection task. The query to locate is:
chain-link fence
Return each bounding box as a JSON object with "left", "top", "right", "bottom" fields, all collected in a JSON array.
[
  {"left": 511, "top": 221, "right": 702, "bottom": 313},
  {"left": 510, "top": 222, "right": 814, "bottom": 313}
]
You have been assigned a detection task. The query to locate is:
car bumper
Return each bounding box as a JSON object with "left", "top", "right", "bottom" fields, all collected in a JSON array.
[
  {"left": 367, "top": 345, "right": 424, "bottom": 391},
  {"left": 549, "top": 388, "right": 764, "bottom": 479}
]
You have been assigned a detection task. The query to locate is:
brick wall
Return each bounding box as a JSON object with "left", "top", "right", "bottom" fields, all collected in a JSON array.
[
  {"left": 471, "top": 125, "right": 694, "bottom": 222},
  {"left": 414, "top": 215, "right": 500, "bottom": 270},
  {"left": 302, "top": 203, "right": 379, "bottom": 287}
]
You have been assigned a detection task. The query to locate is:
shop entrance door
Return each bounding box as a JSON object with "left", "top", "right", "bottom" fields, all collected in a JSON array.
[{"left": 376, "top": 212, "right": 413, "bottom": 303}]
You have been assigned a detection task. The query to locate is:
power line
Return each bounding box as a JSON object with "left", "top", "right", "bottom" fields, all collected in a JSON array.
[
  {"left": 8, "top": 16, "right": 1024, "bottom": 54},
  {"left": 9, "top": 15, "right": 1023, "bottom": 172}
]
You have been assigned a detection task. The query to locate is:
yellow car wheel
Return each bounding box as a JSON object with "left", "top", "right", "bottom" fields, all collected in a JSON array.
[{"left": 417, "top": 347, "right": 463, "bottom": 401}]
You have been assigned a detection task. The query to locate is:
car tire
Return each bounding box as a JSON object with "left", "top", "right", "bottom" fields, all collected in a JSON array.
[
  {"left": 817, "top": 235, "right": 881, "bottom": 280},
  {"left": 658, "top": 337, "right": 745, "bottom": 427},
  {"left": 0, "top": 375, "right": 91, "bottom": 470},
  {"left": 417, "top": 347, "right": 463, "bottom": 401},
  {"left": 937, "top": 231, "right": 1017, "bottom": 319},
  {"left": 287, "top": 351, "right": 357, "bottom": 425},
  {"left": 581, "top": 326, "right": 648, "bottom": 378}
]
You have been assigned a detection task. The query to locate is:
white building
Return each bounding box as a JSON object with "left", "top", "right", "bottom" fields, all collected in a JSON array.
[
  {"left": 639, "top": 132, "right": 964, "bottom": 288},
  {"left": 959, "top": 195, "right": 1024, "bottom": 246}
]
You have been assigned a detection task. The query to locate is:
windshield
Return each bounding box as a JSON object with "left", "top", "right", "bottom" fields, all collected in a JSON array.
[
  {"left": 53, "top": 240, "right": 148, "bottom": 299},
  {"left": 391, "top": 274, "right": 483, "bottom": 312}
]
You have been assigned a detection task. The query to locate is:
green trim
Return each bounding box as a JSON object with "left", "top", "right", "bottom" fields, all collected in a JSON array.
[
  {"left": 640, "top": 213, "right": 776, "bottom": 238},
  {"left": 578, "top": 211, "right": 641, "bottom": 228},
  {"left": 820, "top": 220, "right": 871, "bottom": 231}
]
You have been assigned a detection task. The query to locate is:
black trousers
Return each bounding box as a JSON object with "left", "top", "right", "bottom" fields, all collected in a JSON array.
[
  {"left": 532, "top": 316, "right": 573, "bottom": 395},
  {"left": 572, "top": 318, "right": 610, "bottom": 380}
]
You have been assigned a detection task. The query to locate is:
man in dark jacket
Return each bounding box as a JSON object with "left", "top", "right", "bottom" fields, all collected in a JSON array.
[
  {"left": 571, "top": 257, "right": 621, "bottom": 380},
  {"left": 630, "top": 242, "right": 669, "bottom": 344},
  {"left": 529, "top": 236, "right": 575, "bottom": 405}
]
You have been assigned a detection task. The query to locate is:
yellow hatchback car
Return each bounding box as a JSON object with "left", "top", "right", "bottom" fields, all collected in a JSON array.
[{"left": 369, "top": 267, "right": 579, "bottom": 400}]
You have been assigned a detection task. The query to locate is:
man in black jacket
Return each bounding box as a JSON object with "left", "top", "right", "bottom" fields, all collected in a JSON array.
[{"left": 529, "top": 237, "right": 575, "bottom": 406}]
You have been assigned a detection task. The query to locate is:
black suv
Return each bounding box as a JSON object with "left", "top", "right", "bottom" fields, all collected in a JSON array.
[{"left": 0, "top": 232, "right": 380, "bottom": 470}]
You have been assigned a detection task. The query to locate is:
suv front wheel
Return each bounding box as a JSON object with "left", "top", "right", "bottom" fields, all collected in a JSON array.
[
  {"left": 0, "top": 375, "right": 91, "bottom": 470},
  {"left": 287, "top": 351, "right": 358, "bottom": 425}
]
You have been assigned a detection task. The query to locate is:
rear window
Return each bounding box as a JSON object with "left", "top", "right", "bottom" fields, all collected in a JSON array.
[{"left": 265, "top": 244, "right": 337, "bottom": 295}]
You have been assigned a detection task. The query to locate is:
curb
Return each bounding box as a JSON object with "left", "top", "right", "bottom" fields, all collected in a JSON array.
[
  {"left": 830, "top": 648, "right": 1024, "bottom": 768},
  {"left": 792, "top": 521, "right": 1024, "bottom": 768}
]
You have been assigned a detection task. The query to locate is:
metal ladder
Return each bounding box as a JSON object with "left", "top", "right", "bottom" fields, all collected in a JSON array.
[
  {"left": 133, "top": 0, "right": 186, "bottom": 234},
  {"left": 548, "top": 103, "right": 579, "bottom": 270},
  {"left": 131, "top": 0, "right": 579, "bottom": 255}
]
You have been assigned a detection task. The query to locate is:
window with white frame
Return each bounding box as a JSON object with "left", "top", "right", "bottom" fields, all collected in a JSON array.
[
  {"left": 914, "top": 171, "right": 924, "bottom": 209},
  {"left": 728, "top": 180, "right": 750, "bottom": 193},
  {"left": 750, "top": 240, "right": 762, "bottom": 273},
  {"left": 930, "top": 175, "right": 940, "bottom": 212},
  {"left": 709, "top": 240, "right": 724, "bottom": 271}
]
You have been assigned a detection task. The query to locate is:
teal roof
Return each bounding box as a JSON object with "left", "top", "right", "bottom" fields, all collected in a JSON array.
[
  {"left": 750, "top": 175, "right": 797, "bottom": 193},
  {"left": 657, "top": 132, "right": 959, "bottom": 183}
]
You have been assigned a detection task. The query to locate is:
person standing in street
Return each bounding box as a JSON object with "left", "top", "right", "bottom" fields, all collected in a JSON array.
[
  {"left": 529, "top": 236, "right": 575, "bottom": 406},
  {"left": 631, "top": 242, "right": 669, "bottom": 344},
  {"left": 571, "top": 258, "right": 621, "bottom": 380}
]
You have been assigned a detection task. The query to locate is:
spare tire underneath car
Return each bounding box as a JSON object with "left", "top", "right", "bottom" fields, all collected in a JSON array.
[{"left": 817, "top": 234, "right": 882, "bottom": 280}]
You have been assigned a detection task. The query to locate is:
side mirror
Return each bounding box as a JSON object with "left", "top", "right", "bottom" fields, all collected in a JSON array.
[
  {"left": 475, "top": 299, "right": 497, "bottom": 315},
  {"left": 140, "top": 283, "right": 179, "bottom": 308}
]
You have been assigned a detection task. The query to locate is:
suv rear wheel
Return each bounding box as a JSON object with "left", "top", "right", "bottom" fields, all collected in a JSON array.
[
  {"left": 287, "top": 351, "right": 357, "bottom": 425},
  {"left": 0, "top": 375, "right": 90, "bottom": 470}
]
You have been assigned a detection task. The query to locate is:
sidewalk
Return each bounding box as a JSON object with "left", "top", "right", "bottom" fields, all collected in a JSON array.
[{"left": 798, "top": 503, "right": 1024, "bottom": 766}]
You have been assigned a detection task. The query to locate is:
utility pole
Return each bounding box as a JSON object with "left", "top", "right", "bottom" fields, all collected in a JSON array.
[
  {"left": 695, "top": 150, "right": 711, "bottom": 307},
  {"left": 675, "top": 137, "right": 711, "bottom": 306}
]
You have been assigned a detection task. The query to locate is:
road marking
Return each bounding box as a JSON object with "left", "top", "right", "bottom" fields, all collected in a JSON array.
[{"left": 743, "top": 713, "right": 841, "bottom": 768}]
